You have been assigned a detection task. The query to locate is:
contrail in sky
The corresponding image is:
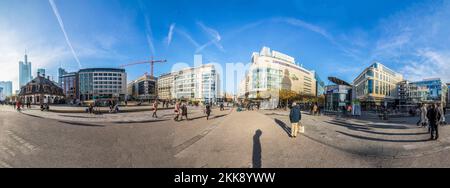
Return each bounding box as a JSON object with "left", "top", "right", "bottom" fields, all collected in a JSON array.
[{"left": 48, "top": 0, "right": 81, "bottom": 69}]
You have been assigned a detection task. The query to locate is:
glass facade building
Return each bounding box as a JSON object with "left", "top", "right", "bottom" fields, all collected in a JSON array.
[
  {"left": 19, "top": 54, "right": 32, "bottom": 88},
  {"left": 353, "top": 62, "right": 403, "bottom": 109},
  {"left": 61, "top": 72, "right": 78, "bottom": 102},
  {"left": 0, "top": 81, "right": 13, "bottom": 97},
  {"left": 78, "top": 68, "right": 127, "bottom": 101},
  {"left": 171, "top": 64, "right": 220, "bottom": 103}
]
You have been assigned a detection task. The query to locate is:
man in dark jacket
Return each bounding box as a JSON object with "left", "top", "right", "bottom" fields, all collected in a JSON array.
[
  {"left": 289, "top": 102, "right": 302, "bottom": 138},
  {"left": 427, "top": 104, "right": 442, "bottom": 140}
]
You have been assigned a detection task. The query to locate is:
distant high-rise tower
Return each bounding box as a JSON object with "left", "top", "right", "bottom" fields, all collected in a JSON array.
[
  {"left": 37, "top": 68, "right": 46, "bottom": 77},
  {"left": 0, "top": 81, "right": 13, "bottom": 97},
  {"left": 19, "top": 53, "right": 32, "bottom": 87},
  {"left": 58, "top": 67, "right": 68, "bottom": 87}
]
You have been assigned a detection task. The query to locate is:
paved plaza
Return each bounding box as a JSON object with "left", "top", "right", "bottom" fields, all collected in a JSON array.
[{"left": 1, "top": 105, "right": 450, "bottom": 168}]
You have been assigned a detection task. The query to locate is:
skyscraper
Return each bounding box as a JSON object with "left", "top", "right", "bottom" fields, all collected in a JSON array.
[
  {"left": 19, "top": 53, "right": 32, "bottom": 87},
  {"left": 37, "top": 68, "right": 46, "bottom": 77},
  {"left": 58, "top": 67, "right": 68, "bottom": 87},
  {"left": 0, "top": 81, "right": 13, "bottom": 97}
]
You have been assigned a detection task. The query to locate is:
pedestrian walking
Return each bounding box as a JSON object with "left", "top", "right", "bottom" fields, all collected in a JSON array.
[
  {"left": 16, "top": 101, "right": 21, "bottom": 112},
  {"left": 205, "top": 103, "right": 211, "bottom": 120},
  {"left": 417, "top": 104, "right": 428, "bottom": 127},
  {"left": 289, "top": 102, "right": 302, "bottom": 138},
  {"left": 152, "top": 100, "right": 158, "bottom": 118},
  {"left": 427, "top": 104, "right": 442, "bottom": 140},
  {"left": 437, "top": 103, "right": 445, "bottom": 125},
  {"left": 180, "top": 103, "right": 188, "bottom": 121},
  {"left": 313, "top": 104, "right": 318, "bottom": 116},
  {"left": 174, "top": 102, "right": 180, "bottom": 121},
  {"left": 220, "top": 103, "right": 224, "bottom": 111}
]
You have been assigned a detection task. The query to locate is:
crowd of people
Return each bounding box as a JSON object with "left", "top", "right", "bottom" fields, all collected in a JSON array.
[{"left": 416, "top": 103, "right": 446, "bottom": 140}]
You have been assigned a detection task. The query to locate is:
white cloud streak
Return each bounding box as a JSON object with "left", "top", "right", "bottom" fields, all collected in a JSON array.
[
  {"left": 166, "top": 23, "right": 176, "bottom": 46},
  {"left": 196, "top": 22, "right": 224, "bottom": 53},
  {"left": 48, "top": 0, "right": 82, "bottom": 69}
]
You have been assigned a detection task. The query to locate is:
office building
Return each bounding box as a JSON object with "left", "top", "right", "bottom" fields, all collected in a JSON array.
[
  {"left": 396, "top": 78, "right": 447, "bottom": 111},
  {"left": 58, "top": 68, "right": 68, "bottom": 87},
  {"left": 324, "top": 77, "right": 353, "bottom": 112},
  {"left": 78, "top": 68, "right": 127, "bottom": 101},
  {"left": 19, "top": 53, "right": 32, "bottom": 87},
  {"left": 61, "top": 72, "right": 79, "bottom": 103},
  {"left": 0, "top": 87, "right": 3, "bottom": 101},
  {"left": 171, "top": 64, "right": 220, "bottom": 104},
  {"left": 239, "top": 46, "right": 316, "bottom": 109},
  {"left": 0, "top": 81, "right": 13, "bottom": 97},
  {"left": 447, "top": 83, "right": 450, "bottom": 108},
  {"left": 157, "top": 73, "right": 174, "bottom": 100},
  {"left": 37, "top": 68, "right": 46, "bottom": 77},
  {"left": 315, "top": 72, "right": 325, "bottom": 96},
  {"left": 353, "top": 62, "right": 403, "bottom": 109},
  {"left": 127, "top": 74, "right": 157, "bottom": 100}
]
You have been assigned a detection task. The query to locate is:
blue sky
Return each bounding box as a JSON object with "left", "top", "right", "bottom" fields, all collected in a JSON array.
[{"left": 1, "top": 0, "right": 449, "bottom": 93}]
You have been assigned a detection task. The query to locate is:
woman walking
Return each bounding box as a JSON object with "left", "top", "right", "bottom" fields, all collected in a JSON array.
[
  {"left": 174, "top": 102, "right": 180, "bottom": 121},
  {"left": 152, "top": 100, "right": 158, "bottom": 118}
]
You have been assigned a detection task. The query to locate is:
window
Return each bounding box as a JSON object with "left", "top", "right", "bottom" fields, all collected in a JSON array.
[{"left": 368, "top": 79, "right": 373, "bottom": 94}]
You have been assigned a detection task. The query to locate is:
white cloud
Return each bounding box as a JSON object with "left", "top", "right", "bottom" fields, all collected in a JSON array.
[
  {"left": 370, "top": 0, "right": 450, "bottom": 83},
  {"left": 399, "top": 49, "right": 450, "bottom": 82}
]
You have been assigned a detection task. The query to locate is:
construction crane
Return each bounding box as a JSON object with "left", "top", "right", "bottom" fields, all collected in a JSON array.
[{"left": 120, "top": 57, "right": 167, "bottom": 78}]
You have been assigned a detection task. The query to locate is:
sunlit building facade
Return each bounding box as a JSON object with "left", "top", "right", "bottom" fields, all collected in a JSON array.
[
  {"left": 127, "top": 74, "right": 157, "bottom": 100},
  {"left": 78, "top": 68, "right": 127, "bottom": 101},
  {"left": 240, "top": 46, "right": 316, "bottom": 109},
  {"left": 171, "top": 64, "right": 220, "bottom": 103},
  {"left": 353, "top": 62, "right": 403, "bottom": 109},
  {"left": 157, "top": 73, "right": 174, "bottom": 100}
]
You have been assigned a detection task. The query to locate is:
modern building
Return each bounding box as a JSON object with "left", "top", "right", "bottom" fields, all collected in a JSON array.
[
  {"left": 19, "top": 53, "right": 32, "bottom": 87},
  {"left": 172, "top": 64, "right": 220, "bottom": 103},
  {"left": 0, "top": 81, "right": 13, "bottom": 97},
  {"left": 127, "top": 74, "right": 157, "bottom": 101},
  {"left": 60, "top": 72, "right": 79, "bottom": 103},
  {"left": 324, "top": 77, "right": 353, "bottom": 112},
  {"left": 353, "top": 62, "right": 403, "bottom": 110},
  {"left": 37, "top": 68, "right": 46, "bottom": 77},
  {"left": 0, "top": 87, "right": 4, "bottom": 101},
  {"left": 447, "top": 83, "right": 450, "bottom": 108},
  {"left": 157, "top": 73, "right": 174, "bottom": 100},
  {"left": 315, "top": 72, "right": 325, "bottom": 96},
  {"left": 239, "top": 46, "right": 316, "bottom": 109},
  {"left": 78, "top": 68, "right": 127, "bottom": 101},
  {"left": 18, "top": 75, "right": 65, "bottom": 105},
  {"left": 396, "top": 78, "right": 447, "bottom": 111},
  {"left": 58, "top": 68, "right": 68, "bottom": 87}
]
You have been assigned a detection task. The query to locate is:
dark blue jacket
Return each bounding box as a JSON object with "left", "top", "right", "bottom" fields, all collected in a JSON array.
[{"left": 289, "top": 105, "right": 302, "bottom": 123}]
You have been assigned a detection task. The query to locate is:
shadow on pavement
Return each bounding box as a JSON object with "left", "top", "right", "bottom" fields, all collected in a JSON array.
[
  {"left": 59, "top": 114, "right": 98, "bottom": 119},
  {"left": 58, "top": 121, "right": 105, "bottom": 127},
  {"left": 252, "top": 129, "right": 262, "bottom": 168},
  {"left": 113, "top": 119, "right": 169, "bottom": 124},
  {"left": 274, "top": 118, "right": 292, "bottom": 137},
  {"left": 210, "top": 114, "right": 228, "bottom": 120},
  {"left": 336, "top": 131, "right": 430, "bottom": 143}
]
